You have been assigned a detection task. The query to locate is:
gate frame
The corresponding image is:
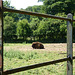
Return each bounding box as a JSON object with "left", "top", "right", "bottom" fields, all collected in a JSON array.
[
  {"left": 0, "top": 0, "right": 75, "bottom": 75},
  {"left": 0, "top": 0, "right": 3, "bottom": 75},
  {"left": 67, "top": 13, "right": 73, "bottom": 75}
]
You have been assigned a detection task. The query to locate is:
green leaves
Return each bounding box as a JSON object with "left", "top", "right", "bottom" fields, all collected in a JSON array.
[
  {"left": 17, "top": 19, "right": 31, "bottom": 40},
  {"left": 3, "top": 0, "right": 75, "bottom": 43},
  {"left": 4, "top": 16, "right": 16, "bottom": 40},
  {"left": 43, "top": 0, "right": 75, "bottom": 15}
]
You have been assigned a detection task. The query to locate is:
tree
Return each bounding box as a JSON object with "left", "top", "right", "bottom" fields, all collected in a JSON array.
[
  {"left": 38, "top": 0, "right": 45, "bottom": 2},
  {"left": 3, "top": 0, "right": 10, "bottom": 8},
  {"left": 17, "top": 19, "right": 31, "bottom": 42},
  {"left": 43, "top": 0, "right": 75, "bottom": 15},
  {"left": 3, "top": 0, "right": 15, "bottom": 9},
  {"left": 29, "top": 18, "right": 40, "bottom": 40},
  {"left": 64, "top": 0, "right": 75, "bottom": 15},
  {"left": 37, "top": 20, "right": 49, "bottom": 40},
  {"left": 4, "top": 16, "right": 16, "bottom": 41}
]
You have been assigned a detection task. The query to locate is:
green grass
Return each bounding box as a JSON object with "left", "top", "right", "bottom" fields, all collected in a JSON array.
[
  {"left": 3, "top": 43, "right": 75, "bottom": 75},
  {"left": 4, "top": 43, "right": 31, "bottom": 46}
]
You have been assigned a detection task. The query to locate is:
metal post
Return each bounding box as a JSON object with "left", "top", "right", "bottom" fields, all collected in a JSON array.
[
  {"left": 67, "top": 13, "right": 73, "bottom": 75},
  {"left": 0, "top": 0, "right": 3, "bottom": 74}
]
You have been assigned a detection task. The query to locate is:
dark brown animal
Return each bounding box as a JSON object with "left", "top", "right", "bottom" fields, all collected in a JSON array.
[{"left": 32, "top": 42, "right": 44, "bottom": 49}]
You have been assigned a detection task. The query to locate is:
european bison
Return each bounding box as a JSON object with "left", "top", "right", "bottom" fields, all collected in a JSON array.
[{"left": 32, "top": 42, "right": 44, "bottom": 49}]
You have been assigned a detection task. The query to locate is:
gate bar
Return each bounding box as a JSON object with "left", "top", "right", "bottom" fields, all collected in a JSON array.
[
  {"left": 3, "top": 7, "right": 75, "bottom": 22},
  {"left": 67, "top": 13, "right": 73, "bottom": 75},
  {"left": 3, "top": 57, "right": 75, "bottom": 75},
  {"left": 0, "top": 0, "right": 3, "bottom": 75}
]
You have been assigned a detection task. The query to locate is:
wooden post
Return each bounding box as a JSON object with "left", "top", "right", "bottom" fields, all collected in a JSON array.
[
  {"left": 0, "top": 0, "right": 3, "bottom": 74},
  {"left": 67, "top": 13, "right": 73, "bottom": 75}
]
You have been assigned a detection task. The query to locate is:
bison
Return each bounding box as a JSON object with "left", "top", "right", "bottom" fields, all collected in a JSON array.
[{"left": 32, "top": 42, "right": 44, "bottom": 49}]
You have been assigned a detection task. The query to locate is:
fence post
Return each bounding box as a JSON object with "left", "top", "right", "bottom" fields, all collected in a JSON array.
[
  {"left": 67, "top": 13, "right": 73, "bottom": 75},
  {"left": 0, "top": 0, "right": 3, "bottom": 74}
]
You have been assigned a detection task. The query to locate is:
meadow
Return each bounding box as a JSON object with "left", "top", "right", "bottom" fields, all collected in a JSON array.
[{"left": 3, "top": 43, "right": 75, "bottom": 75}]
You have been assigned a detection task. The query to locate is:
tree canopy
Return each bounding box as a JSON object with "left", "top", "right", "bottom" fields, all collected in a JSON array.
[{"left": 3, "top": 0, "right": 75, "bottom": 43}]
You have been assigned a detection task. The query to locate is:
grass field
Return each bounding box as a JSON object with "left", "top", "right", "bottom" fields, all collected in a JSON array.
[{"left": 3, "top": 43, "right": 75, "bottom": 75}]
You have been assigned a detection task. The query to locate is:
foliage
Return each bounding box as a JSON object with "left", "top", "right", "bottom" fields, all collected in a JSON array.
[
  {"left": 43, "top": 0, "right": 75, "bottom": 15},
  {"left": 17, "top": 19, "right": 31, "bottom": 41},
  {"left": 4, "top": 16, "right": 16, "bottom": 40},
  {"left": 25, "top": 5, "right": 43, "bottom": 13},
  {"left": 3, "top": 0, "right": 15, "bottom": 9},
  {"left": 3, "top": 0, "right": 75, "bottom": 43},
  {"left": 38, "top": 0, "right": 45, "bottom": 2}
]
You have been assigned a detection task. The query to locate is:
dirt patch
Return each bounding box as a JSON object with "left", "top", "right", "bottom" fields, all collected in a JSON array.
[{"left": 4, "top": 43, "right": 75, "bottom": 52}]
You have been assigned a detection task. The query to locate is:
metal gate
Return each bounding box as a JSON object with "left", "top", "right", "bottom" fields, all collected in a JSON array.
[{"left": 0, "top": 0, "right": 75, "bottom": 75}]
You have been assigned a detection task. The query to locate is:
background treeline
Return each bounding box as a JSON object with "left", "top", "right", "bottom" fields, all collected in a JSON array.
[{"left": 3, "top": 0, "right": 75, "bottom": 43}]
